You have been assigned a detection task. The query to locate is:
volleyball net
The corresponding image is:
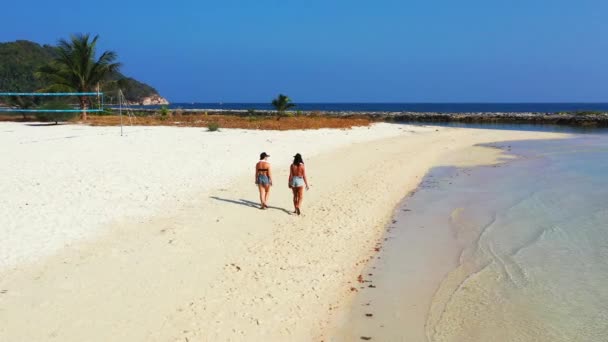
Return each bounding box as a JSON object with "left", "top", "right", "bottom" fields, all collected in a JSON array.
[{"left": 0, "top": 90, "right": 137, "bottom": 135}]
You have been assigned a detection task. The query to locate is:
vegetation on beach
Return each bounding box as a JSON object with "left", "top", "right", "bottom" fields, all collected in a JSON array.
[
  {"left": 0, "top": 39, "right": 163, "bottom": 110},
  {"left": 0, "top": 41, "right": 56, "bottom": 92},
  {"left": 34, "top": 100, "right": 79, "bottom": 124},
  {"left": 51, "top": 113, "right": 374, "bottom": 130},
  {"left": 271, "top": 94, "right": 296, "bottom": 118},
  {"left": 4, "top": 106, "right": 608, "bottom": 128},
  {"left": 5, "top": 95, "right": 39, "bottom": 120},
  {"left": 207, "top": 121, "right": 221, "bottom": 131},
  {"left": 158, "top": 105, "right": 170, "bottom": 120},
  {"left": 36, "top": 34, "right": 121, "bottom": 120}
]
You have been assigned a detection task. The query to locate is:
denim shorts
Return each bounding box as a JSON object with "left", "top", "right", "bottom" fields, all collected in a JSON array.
[
  {"left": 291, "top": 176, "right": 305, "bottom": 187},
  {"left": 257, "top": 174, "right": 270, "bottom": 186}
]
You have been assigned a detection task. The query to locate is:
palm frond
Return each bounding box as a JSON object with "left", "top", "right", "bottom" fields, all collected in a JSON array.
[
  {"left": 37, "top": 33, "right": 122, "bottom": 100},
  {"left": 271, "top": 94, "right": 296, "bottom": 112}
]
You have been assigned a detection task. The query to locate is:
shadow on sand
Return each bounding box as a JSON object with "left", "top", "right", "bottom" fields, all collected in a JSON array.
[
  {"left": 210, "top": 196, "right": 292, "bottom": 215},
  {"left": 25, "top": 123, "right": 65, "bottom": 126}
]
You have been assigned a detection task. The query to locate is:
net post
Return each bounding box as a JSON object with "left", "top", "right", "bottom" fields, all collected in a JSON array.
[{"left": 119, "top": 89, "right": 124, "bottom": 136}]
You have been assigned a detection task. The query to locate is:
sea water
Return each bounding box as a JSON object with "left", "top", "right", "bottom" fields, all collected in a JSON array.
[{"left": 334, "top": 134, "right": 608, "bottom": 341}]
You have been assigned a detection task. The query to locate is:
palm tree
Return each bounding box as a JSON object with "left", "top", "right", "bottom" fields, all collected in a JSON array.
[
  {"left": 36, "top": 34, "right": 121, "bottom": 120},
  {"left": 271, "top": 94, "right": 296, "bottom": 118}
]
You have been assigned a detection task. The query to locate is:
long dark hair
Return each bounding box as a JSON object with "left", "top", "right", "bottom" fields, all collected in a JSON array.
[{"left": 293, "top": 153, "right": 304, "bottom": 165}]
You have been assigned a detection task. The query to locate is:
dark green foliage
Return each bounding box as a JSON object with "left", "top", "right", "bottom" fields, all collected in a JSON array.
[
  {"left": 105, "top": 76, "right": 160, "bottom": 104},
  {"left": 5, "top": 95, "right": 42, "bottom": 119},
  {"left": 207, "top": 121, "right": 220, "bottom": 131},
  {"left": 6, "top": 95, "right": 40, "bottom": 109},
  {"left": 97, "top": 108, "right": 114, "bottom": 116},
  {"left": 0, "top": 39, "right": 161, "bottom": 104},
  {"left": 35, "top": 34, "right": 121, "bottom": 120},
  {"left": 160, "top": 105, "right": 169, "bottom": 116},
  {"left": 34, "top": 100, "right": 79, "bottom": 124},
  {"left": 271, "top": 94, "right": 296, "bottom": 113},
  {"left": 158, "top": 105, "right": 170, "bottom": 120},
  {"left": 271, "top": 94, "right": 296, "bottom": 118},
  {"left": 0, "top": 40, "right": 56, "bottom": 92}
]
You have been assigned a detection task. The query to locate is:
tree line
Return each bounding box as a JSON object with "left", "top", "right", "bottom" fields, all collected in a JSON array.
[
  {"left": 0, "top": 36, "right": 160, "bottom": 121},
  {"left": 1, "top": 34, "right": 299, "bottom": 122}
]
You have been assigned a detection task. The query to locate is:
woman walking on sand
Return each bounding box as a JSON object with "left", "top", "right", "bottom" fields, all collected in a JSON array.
[
  {"left": 289, "top": 153, "right": 309, "bottom": 215},
  {"left": 255, "top": 152, "right": 273, "bottom": 209}
]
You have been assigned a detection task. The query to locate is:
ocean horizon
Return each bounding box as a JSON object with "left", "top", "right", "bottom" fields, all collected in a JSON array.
[{"left": 137, "top": 102, "right": 608, "bottom": 113}]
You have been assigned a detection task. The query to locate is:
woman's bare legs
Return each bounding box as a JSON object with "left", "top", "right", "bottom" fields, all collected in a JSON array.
[
  {"left": 296, "top": 186, "right": 305, "bottom": 214},
  {"left": 292, "top": 187, "right": 299, "bottom": 213},
  {"left": 291, "top": 186, "right": 305, "bottom": 215},
  {"left": 258, "top": 185, "right": 267, "bottom": 209},
  {"left": 263, "top": 185, "right": 271, "bottom": 208}
]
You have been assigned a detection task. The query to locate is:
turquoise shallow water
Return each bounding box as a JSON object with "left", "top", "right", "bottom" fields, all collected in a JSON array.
[
  {"left": 427, "top": 136, "right": 608, "bottom": 341},
  {"left": 335, "top": 134, "right": 608, "bottom": 341}
]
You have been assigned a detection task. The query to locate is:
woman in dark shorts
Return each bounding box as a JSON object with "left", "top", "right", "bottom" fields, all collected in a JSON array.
[
  {"left": 288, "top": 153, "right": 309, "bottom": 215},
  {"left": 255, "top": 152, "right": 273, "bottom": 209}
]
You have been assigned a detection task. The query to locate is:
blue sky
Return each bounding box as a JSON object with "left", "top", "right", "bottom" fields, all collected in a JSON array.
[{"left": 1, "top": 0, "right": 607, "bottom": 102}]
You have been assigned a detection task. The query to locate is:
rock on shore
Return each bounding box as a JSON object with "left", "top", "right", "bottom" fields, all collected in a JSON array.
[{"left": 137, "top": 94, "right": 169, "bottom": 106}]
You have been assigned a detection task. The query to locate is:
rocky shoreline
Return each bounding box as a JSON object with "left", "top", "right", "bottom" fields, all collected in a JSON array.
[
  {"left": 133, "top": 94, "right": 170, "bottom": 106},
  {"left": 379, "top": 111, "right": 608, "bottom": 126}
]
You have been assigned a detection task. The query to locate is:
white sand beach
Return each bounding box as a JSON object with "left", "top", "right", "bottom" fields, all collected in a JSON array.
[
  {"left": 0, "top": 122, "right": 564, "bottom": 341},
  {"left": 0, "top": 122, "right": 412, "bottom": 270}
]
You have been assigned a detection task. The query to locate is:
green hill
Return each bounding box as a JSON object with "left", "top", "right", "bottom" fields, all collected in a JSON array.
[{"left": 0, "top": 40, "right": 166, "bottom": 104}]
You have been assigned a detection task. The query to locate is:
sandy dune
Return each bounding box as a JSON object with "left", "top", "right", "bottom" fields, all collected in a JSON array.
[{"left": 0, "top": 122, "right": 564, "bottom": 341}]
